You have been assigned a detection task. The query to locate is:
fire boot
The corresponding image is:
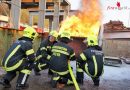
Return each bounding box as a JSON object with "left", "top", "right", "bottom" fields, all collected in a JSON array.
[
  {"left": 34, "top": 69, "right": 41, "bottom": 76},
  {"left": 48, "top": 69, "right": 53, "bottom": 76},
  {"left": 76, "top": 71, "right": 84, "bottom": 85},
  {"left": 16, "top": 83, "right": 29, "bottom": 90},
  {"left": 76, "top": 78, "right": 83, "bottom": 85},
  {"left": 57, "top": 77, "right": 66, "bottom": 89},
  {"left": 0, "top": 78, "right": 11, "bottom": 88},
  {"left": 92, "top": 77, "right": 100, "bottom": 86},
  {"left": 67, "top": 79, "right": 74, "bottom": 86},
  {"left": 51, "top": 73, "right": 59, "bottom": 88},
  {"left": 76, "top": 62, "right": 84, "bottom": 85}
]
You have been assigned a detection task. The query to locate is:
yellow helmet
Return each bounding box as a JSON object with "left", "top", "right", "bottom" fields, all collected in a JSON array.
[
  {"left": 84, "top": 35, "right": 98, "bottom": 46},
  {"left": 60, "top": 31, "right": 71, "bottom": 39},
  {"left": 49, "top": 30, "right": 58, "bottom": 38},
  {"left": 23, "top": 26, "right": 38, "bottom": 40}
]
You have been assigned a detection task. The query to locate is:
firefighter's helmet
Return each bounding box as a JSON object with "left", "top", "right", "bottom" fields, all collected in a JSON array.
[
  {"left": 49, "top": 30, "right": 58, "bottom": 38},
  {"left": 60, "top": 31, "right": 71, "bottom": 39},
  {"left": 23, "top": 26, "right": 38, "bottom": 40},
  {"left": 84, "top": 35, "right": 98, "bottom": 46}
]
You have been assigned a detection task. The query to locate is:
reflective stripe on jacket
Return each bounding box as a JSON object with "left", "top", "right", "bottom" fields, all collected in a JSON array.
[
  {"left": 2, "top": 37, "right": 35, "bottom": 71},
  {"left": 49, "top": 42, "right": 76, "bottom": 72}
]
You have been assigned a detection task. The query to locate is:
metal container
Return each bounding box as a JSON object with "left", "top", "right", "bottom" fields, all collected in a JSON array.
[{"left": 68, "top": 37, "right": 87, "bottom": 56}]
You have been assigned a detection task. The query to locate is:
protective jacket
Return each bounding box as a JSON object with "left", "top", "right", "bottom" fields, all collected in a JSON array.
[
  {"left": 77, "top": 46, "right": 104, "bottom": 77},
  {"left": 36, "top": 37, "right": 57, "bottom": 61},
  {"left": 49, "top": 41, "right": 76, "bottom": 72},
  {"left": 2, "top": 37, "right": 35, "bottom": 71},
  {"left": 34, "top": 37, "right": 57, "bottom": 71}
]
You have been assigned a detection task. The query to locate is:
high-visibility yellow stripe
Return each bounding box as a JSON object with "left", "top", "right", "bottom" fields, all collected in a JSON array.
[
  {"left": 68, "top": 61, "right": 80, "bottom": 90},
  {"left": 47, "top": 46, "right": 51, "bottom": 48},
  {"left": 92, "top": 55, "right": 98, "bottom": 77},
  {"left": 47, "top": 55, "right": 51, "bottom": 60},
  {"left": 5, "top": 59, "right": 23, "bottom": 71},
  {"left": 37, "top": 55, "right": 42, "bottom": 60},
  {"left": 70, "top": 53, "right": 75, "bottom": 58},
  {"left": 5, "top": 45, "right": 21, "bottom": 68},
  {"left": 76, "top": 68, "right": 83, "bottom": 72},
  {"left": 51, "top": 69, "right": 69, "bottom": 75},
  {"left": 85, "top": 63, "right": 92, "bottom": 77},
  {"left": 26, "top": 49, "right": 34, "bottom": 55},
  {"left": 21, "top": 69, "right": 31, "bottom": 74},
  {"left": 53, "top": 76, "right": 60, "bottom": 80},
  {"left": 76, "top": 63, "right": 83, "bottom": 72},
  {"left": 52, "top": 49, "right": 69, "bottom": 55},
  {"left": 40, "top": 47, "right": 46, "bottom": 51},
  {"left": 80, "top": 53, "right": 87, "bottom": 61},
  {"left": 38, "top": 63, "right": 47, "bottom": 70},
  {"left": 67, "top": 79, "right": 74, "bottom": 85},
  {"left": 52, "top": 46, "right": 67, "bottom": 51}
]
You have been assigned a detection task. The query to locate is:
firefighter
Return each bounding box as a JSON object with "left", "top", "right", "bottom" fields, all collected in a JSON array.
[
  {"left": 33, "top": 30, "right": 58, "bottom": 75},
  {"left": 49, "top": 31, "right": 76, "bottom": 88},
  {"left": 0, "top": 26, "right": 38, "bottom": 90},
  {"left": 76, "top": 35, "right": 104, "bottom": 86}
]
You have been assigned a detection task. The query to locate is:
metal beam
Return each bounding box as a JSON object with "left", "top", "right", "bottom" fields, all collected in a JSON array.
[
  {"left": 53, "top": 0, "right": 60, "bottom": 30},
  {"left": 98, "top": 25, "right": 104, "bottom": 47},
  {"left": 38, "top": 0, "right": 46, "bottom": 30},
  {"left": 49, "top": 18, "right": 53, "bottom": 30},
  {"left": 29, "top": 10, "right": 64, "bottom": 15},
  {"left": 29, "top": 14, "right": 33, "bottom": 26},
  {"left": 63, "top": 5, "right": 70, "bottom": 20},
  {"left": 10, "top": 0, "right": 21, "bottom": 29}
]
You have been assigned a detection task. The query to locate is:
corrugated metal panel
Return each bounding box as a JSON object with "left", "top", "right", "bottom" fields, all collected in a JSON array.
[
  {"left": 0, "top": 28, "right": 41, "bottom": 63},
  {"left": 103, "top": 39, "right": 130, "bottom": 58}
]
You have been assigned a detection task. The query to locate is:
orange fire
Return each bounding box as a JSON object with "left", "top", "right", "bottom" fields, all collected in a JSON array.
[{"left": 59, "top": 0, "right": 102, "bottom": 37}]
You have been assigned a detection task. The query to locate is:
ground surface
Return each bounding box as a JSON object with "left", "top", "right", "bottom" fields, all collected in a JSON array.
[{"left": 0, "top": 61, "right": 130, "bottom": 90}]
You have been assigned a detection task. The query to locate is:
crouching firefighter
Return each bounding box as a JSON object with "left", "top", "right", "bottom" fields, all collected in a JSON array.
[
  {"left": 33, "top": 30, "right": 58, "bottom": 75},
  {"left": 0, "top": 26, "right": 38, "bottom": 90},
  {"left": 49, "top": 31, "right": 76, "bottom": 88},
  {"left": 76, "top": 35, "right": 104, "bottom": 86}
]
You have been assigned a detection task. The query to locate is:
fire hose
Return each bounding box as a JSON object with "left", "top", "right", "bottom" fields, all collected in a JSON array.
[{"left": 68, "top": 60, "right": 80, "bottom": 90}]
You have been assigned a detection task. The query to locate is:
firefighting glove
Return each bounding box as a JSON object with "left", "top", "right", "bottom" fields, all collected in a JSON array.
[{"left": 47, "top": 55, "right": 51, "bottom": 60}]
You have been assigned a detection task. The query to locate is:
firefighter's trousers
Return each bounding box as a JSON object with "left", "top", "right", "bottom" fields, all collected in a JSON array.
[
  {"left": 76, "top": 62, "right": 102, "bottom": 85},
  {"left": 3, "top": 60, "right": 32, "bottom": 85},
  {"left": 34, "top": 58, "right": 49, "bottom": 72},
  {"left": 34, "top": 58, "right": 53, "bottom": 75},
  {"left": 50, "top": 69, "right": 73, "bottom": 88}
]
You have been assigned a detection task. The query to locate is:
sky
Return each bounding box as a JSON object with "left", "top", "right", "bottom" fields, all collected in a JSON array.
[{"left": 68, "top": 0, "right": 130, "bottom": 27}]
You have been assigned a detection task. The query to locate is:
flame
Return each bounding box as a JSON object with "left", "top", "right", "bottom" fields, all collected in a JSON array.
[{"left": 59, "top": 0, "right": 102, "bottom": 37}]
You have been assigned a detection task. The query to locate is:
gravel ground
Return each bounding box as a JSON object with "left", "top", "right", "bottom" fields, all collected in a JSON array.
[{"left": 0, "top": 61, "right": 130, "bottom": 90}]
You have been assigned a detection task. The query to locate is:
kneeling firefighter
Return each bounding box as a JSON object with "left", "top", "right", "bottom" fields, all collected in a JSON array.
[
  {"left": 33, "top": 30, "right": 58, "bottom": 75},
  {"left": 76, "top": 35, "right": 104, "bottom": 86},
  {"left": 49, "top": 31, "right": 76, "bottom": 88},
  {"left": 0, "top": 26, "right": 38, "bottom": 90}
]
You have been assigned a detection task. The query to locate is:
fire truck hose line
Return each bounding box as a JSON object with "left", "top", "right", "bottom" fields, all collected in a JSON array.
[{"left": 68, "top": 61, "right": 80, "bottom": 90}]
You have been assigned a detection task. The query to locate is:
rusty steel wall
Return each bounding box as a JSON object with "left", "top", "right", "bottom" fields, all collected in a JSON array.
[
  {"left": 0, "top": 28, "right": 20, "bottom": 62},
  {"left": 103, "top": 39, "right": 130, "bottom": 58},
  {"left": 68, "top": 37, "right": 87, "bottom": 56}
]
